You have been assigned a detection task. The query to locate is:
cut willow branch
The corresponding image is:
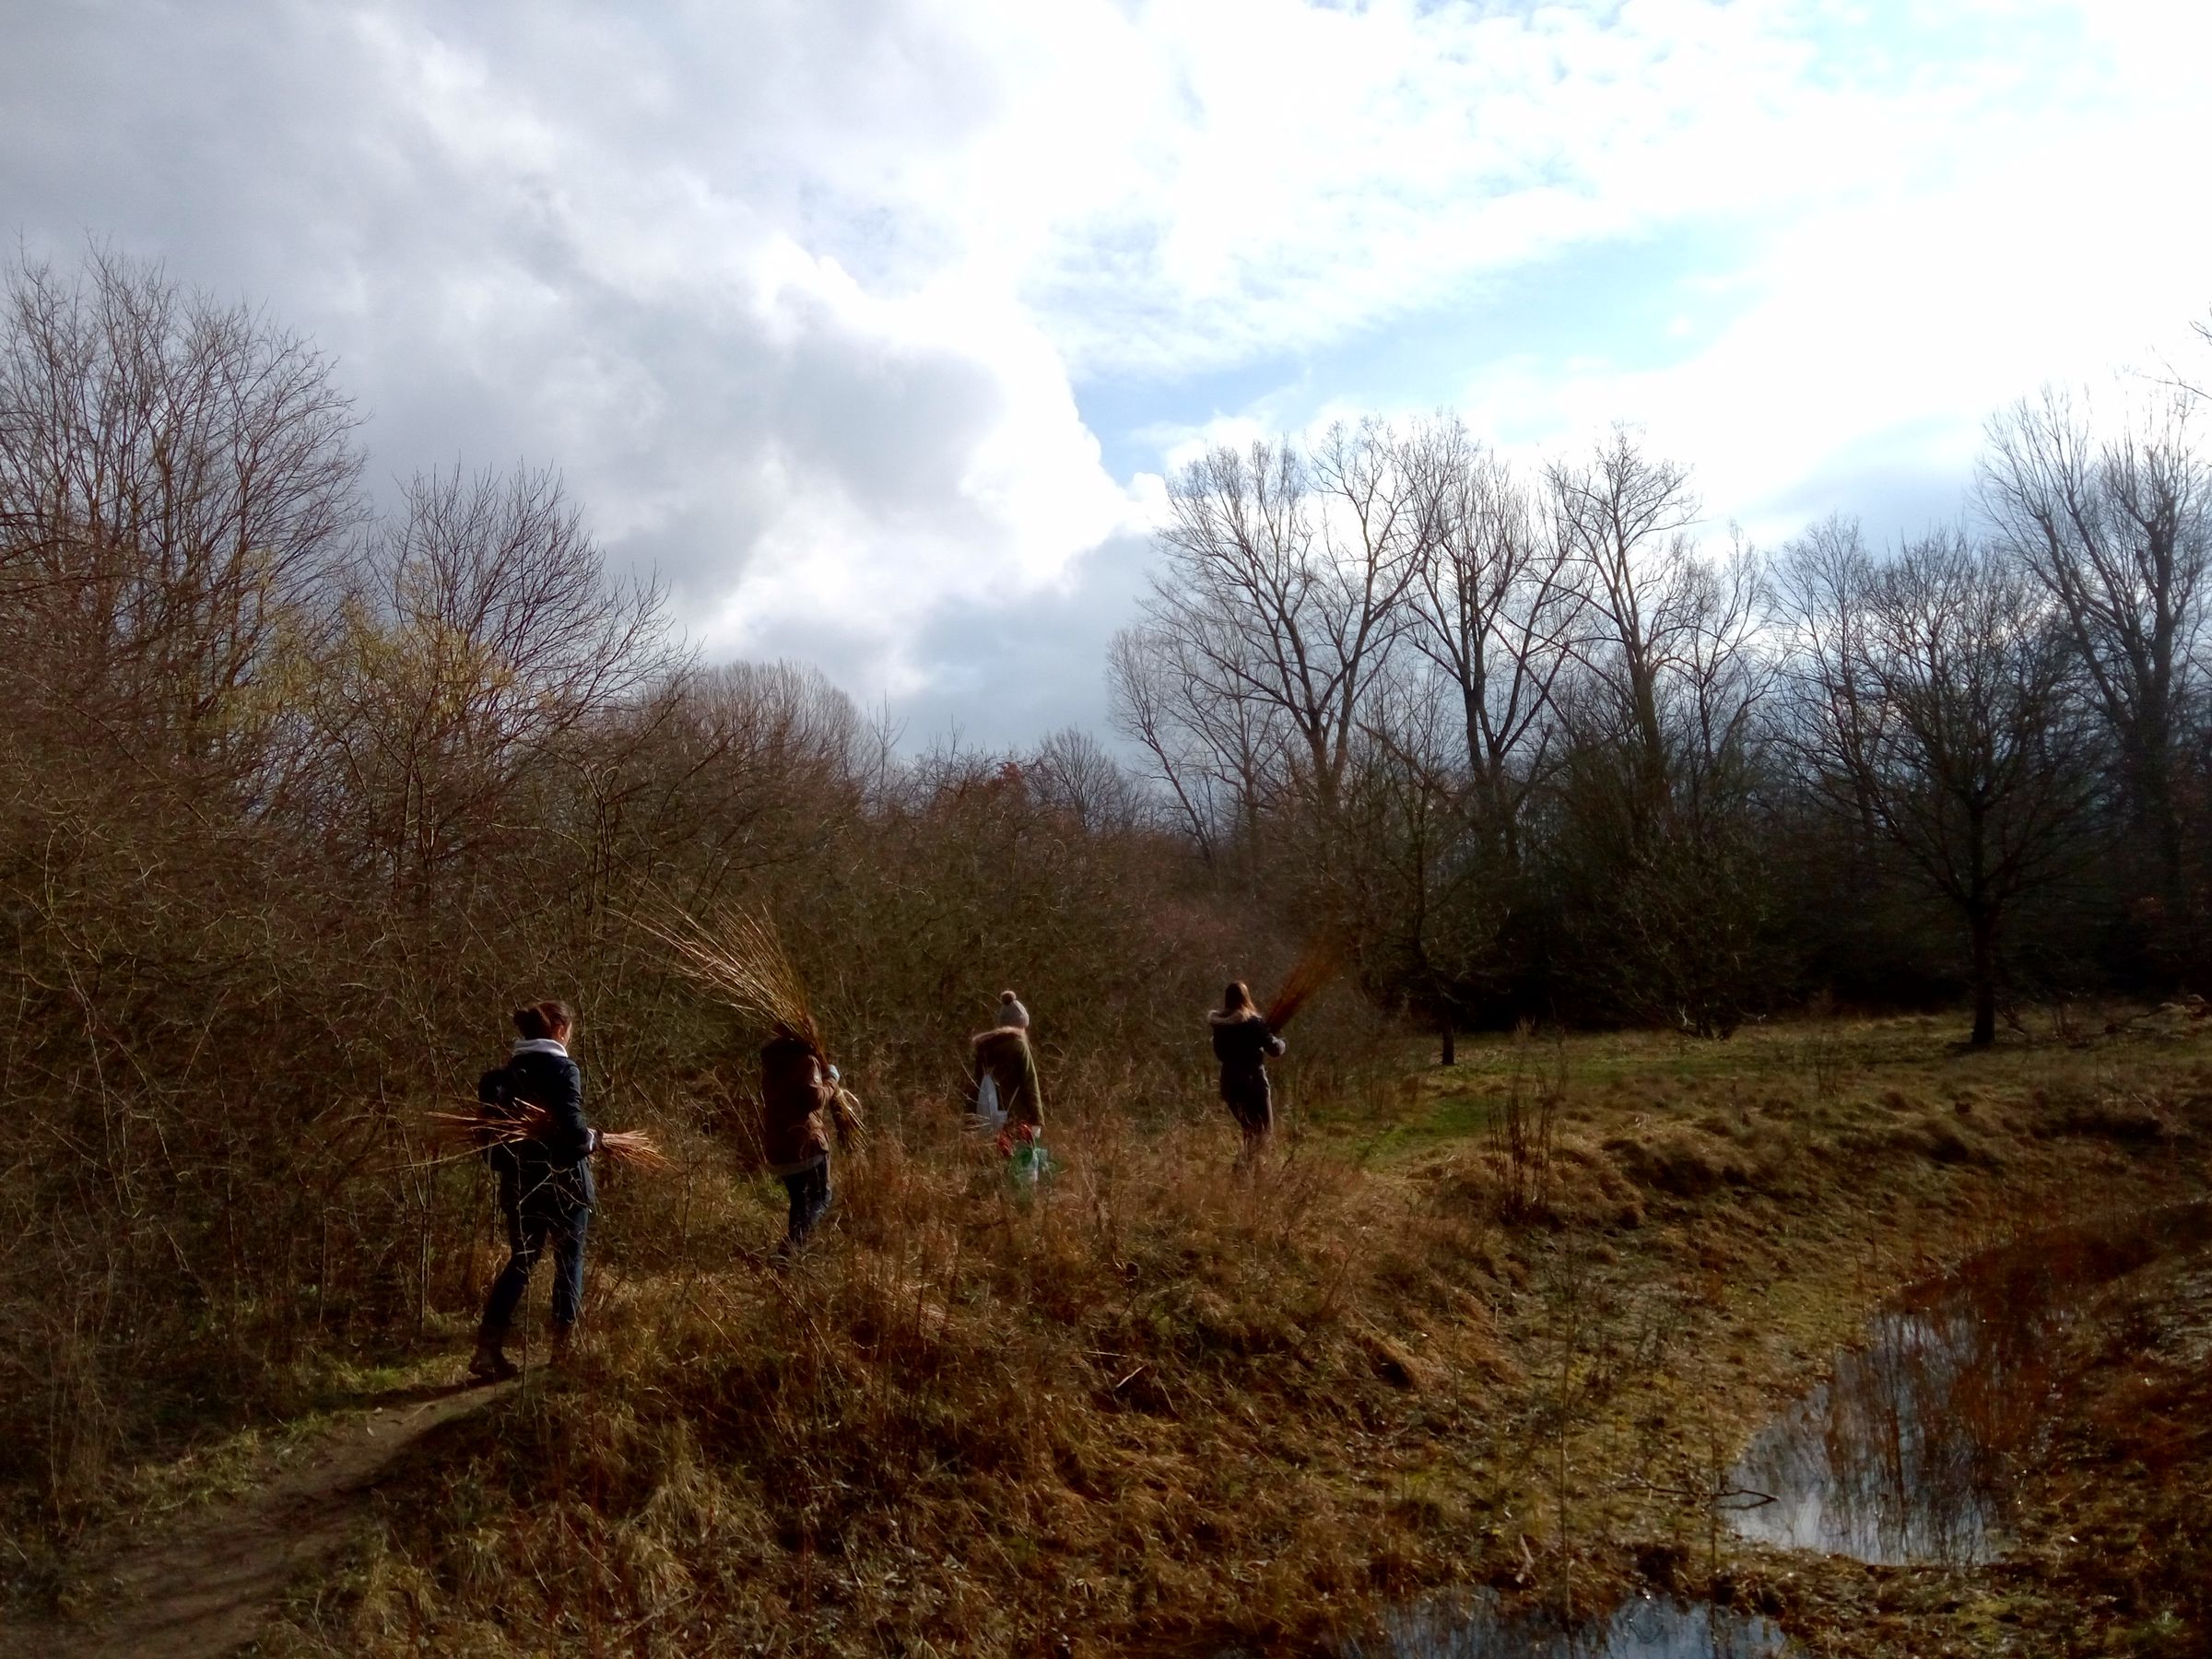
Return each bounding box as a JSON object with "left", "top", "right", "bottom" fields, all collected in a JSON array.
[
  {"left": 627, "top": 901, "right": 824, "bottom": 1057},
  {"left": 425, "top": 1100, "right": 671, "bottom": 1173}
]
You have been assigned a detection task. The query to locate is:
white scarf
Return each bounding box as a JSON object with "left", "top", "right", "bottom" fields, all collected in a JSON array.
[{"left": 511, "top": 1037, "right": 570, "bottom": 1059}]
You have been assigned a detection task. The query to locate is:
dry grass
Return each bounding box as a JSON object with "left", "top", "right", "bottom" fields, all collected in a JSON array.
[
  {"left": 228, "top": 1013, "right": 2212, "bottom": 1657},
  {"left": 268, "top": 1116, "right": 1500, "bottom": 1654}
]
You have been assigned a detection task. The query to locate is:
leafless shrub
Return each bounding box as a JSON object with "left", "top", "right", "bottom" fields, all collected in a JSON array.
[
  {"left": 1801, "top": 991, "right": 1849, "bottom": 1100},
  {"left": 1490, "top": 1022, "right": 1563, "bottom": 1223}
]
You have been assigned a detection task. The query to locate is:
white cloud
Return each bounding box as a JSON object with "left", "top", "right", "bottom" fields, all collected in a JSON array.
[
  {"left": 1069, "top": 0, "right": 2206, "bottom": 552},
  {"left": 1, "top": 0, "right": 2204, "bottom": 734},
  {"left": 2, "top": 0, "right": 1154, "bottom": 702},
  {"left": 1433, "top": 25, "right": 2212, "bottom": 548}
]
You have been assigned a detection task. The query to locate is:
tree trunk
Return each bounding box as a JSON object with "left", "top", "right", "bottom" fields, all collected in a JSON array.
[
  {"left": 1439, "top": 1018, "right": 1456, "bottom": 1066},
  {"left": 1969, "top": 909, "right": 1998, "bottom": 1048}
]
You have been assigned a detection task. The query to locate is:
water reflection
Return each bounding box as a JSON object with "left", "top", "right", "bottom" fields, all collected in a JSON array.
[
  {"left": 1729, "top": 1203, "right": 2212, "bottom": 1566},
  {"left": 1352, "top": 1593, "right": 1794, "bottom": 1658},
  {"left": 1726, "top": 1302, "right": 2024, "bottom": 1564}
]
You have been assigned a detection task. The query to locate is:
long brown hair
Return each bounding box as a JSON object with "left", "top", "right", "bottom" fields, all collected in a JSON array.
[
  {"left": 1220, "top": 981, "right": 1253, "bottom": 1014},
  {"left": 512, "top": 1000, "right": 575, "bottom": 1041}
]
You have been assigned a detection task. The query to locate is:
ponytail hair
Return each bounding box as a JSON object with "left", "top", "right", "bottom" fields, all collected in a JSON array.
[{"left": 512, "top": 1000, "right": 576, "bottom": 1041}]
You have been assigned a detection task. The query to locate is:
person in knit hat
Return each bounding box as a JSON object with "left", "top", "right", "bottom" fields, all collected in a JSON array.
[
  {"left": 971, "top": 1020, "right": 1042, "bottom": 1132},
  {"left": 997, "top": 989, "right": 1030, "bottom": 1030}
]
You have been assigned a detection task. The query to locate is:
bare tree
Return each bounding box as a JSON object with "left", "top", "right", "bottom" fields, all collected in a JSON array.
[
  {"left": 1541, "top": 431, "right": 1780, "bottom": 1035},
  {"left": 1335, "top": 669, "right": 1500, "bottom": 1060},
  {"left": 569, "top": 659, "right": 865, "bottom": 912},
  {"left": 1979, "top": 385, "right": 2208, "bottom": 952},
  {"left": 1108, "top": 621, "right": 1283, "bottom": 864},
  {"left": 319, "top": 465, "right": 673, "bottom": 897},
  {"left": 1781, "top": 521, "right": 2098, "bottom": 1046},
  {"left": 1546, "top": 427, "right": 1710, "bottom": 797},
  {"left": 0, "top": 247, "right": 363, "bottom": 799},
  {"left": 1025, "top": 725, "right": 1148, "bottom": 835},
  {"left": 1119, "top": 425, "right": 1421, "bottom": 828},
  {"left": 1400, "top": 417, "right": 1574, "bottom": 865}
]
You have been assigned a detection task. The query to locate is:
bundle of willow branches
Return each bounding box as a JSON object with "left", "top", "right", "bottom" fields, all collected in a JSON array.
[
  {"left": 1265, "top": 944, "right": 1339, "bottom": 1031},
  {"left": 630, "top": 902, "right": 824, "bottom": 1055},
  {"left": 426, "top": 1100, "right": 672, "bottom": 1173}
]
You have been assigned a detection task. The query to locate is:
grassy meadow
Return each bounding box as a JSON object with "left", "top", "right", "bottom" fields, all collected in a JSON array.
[{"left": 16, "top": 1007, "right": 2201, "bottom": 1657}]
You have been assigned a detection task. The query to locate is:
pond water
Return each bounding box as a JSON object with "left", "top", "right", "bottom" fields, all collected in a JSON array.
[
  {"left": 1726, "top": 1201, "right": 2212, "bottom": 1566},
  {"left": 1347, "top": 1593, "right": 1794, "bottom": 1658},
  {"left": 1320, "top": 1202, "right": 2212, "bottom": 1657}
]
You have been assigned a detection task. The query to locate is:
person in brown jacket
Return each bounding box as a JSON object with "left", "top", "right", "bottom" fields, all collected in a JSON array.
[
  {"left": 1209, "top": 982, "right": 1286, "bottom": 1156},
  {"left": 971, "top": 1021, "right": 1043, "bottom": 1132},
  {"left": 759, "top": 1025, "right": 857, "bottom": 1250}
]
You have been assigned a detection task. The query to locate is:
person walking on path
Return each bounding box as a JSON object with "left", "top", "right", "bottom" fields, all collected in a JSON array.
[
  {"left": 760, "top": 1025, "right": 859, "bottom": 1253},
  {"left": 1209, "top": 982, "right": 1286, "bottom": 1159},
  {"left": 471, "top": 1001, "right": 598, "bottom": 1380}
]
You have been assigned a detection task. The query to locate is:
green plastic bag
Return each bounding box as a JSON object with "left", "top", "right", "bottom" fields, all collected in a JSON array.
[{"left": 1005, "top": 1127, "right": 1053, "bottom": 1191}]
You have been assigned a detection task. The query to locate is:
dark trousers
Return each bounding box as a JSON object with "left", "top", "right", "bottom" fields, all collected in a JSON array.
[
  {"left": 481, "top": 1182, "right": 590, "bottom": 1336},
  {"left": 1222, "top": 1070, "right": 1273, "bottom": 1142},
  {"left": 782, "top": 1159, "right": 831, "bottom": 1247}
]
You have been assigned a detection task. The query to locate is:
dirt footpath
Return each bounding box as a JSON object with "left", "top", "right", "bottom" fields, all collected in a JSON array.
[{"left": 2, "top": 1378, "right": 511, "bottom": 1659}]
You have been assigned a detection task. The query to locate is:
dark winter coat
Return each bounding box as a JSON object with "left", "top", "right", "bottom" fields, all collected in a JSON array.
[
  {"left": 760, "top": 1034, "right": 836, "bottom": 1175},
  {"left": 1209, "top": 1008, "right": 1285, "bottom": 1134},
  {"left": 478, "top": 1039, "right": 596, "bottom": 1211},
  {"left": 971, "top": 1026, "right": 1043, "bottom": 1129}
]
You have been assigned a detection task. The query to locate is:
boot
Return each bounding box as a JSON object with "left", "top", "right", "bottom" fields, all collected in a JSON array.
[{"left": 468, "top": 1330, "right": 519, "bottom": 1382}]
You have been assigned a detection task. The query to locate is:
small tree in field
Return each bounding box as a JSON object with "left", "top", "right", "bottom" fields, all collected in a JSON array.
[
  {"left": 1541, "top": 430, "right": 1780, "bottom": 1037},
  {"left": 1334, "top": 674, "right": 1503, "bottom": 1062},
  {"left": 1781, "top": 522, "right": 2100, "bottom": 1046}
]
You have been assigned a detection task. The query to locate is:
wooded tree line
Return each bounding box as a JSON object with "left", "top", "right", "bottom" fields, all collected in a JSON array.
[
  {"left": 1112, "top": 394, "right": 2209, "bottom": 1052},
  {"left": 0, "top": 247, "right": 2202, "bottom": 1526}
]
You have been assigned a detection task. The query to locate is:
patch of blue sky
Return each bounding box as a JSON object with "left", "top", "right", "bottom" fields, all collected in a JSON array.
[
  {"left": 1759, "top": 412, "right": 1977, "bottom": 548},
  {"left": 1075, "top": 214, "right": 1753, "bottom": 477},
  {"left": 1788, "top": 0, "right": 2102, "bottom": 93}
]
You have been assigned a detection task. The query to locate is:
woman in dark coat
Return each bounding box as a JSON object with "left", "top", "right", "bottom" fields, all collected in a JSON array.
[
  {"left": 470, "top": 1000, "right": 598, "bottom": 1380},
  {"left": 1209, "top": 982, "right": 1286, "bottom": 1156}
]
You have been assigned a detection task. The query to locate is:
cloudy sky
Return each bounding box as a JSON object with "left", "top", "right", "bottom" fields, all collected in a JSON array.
[{"left": 6, "top": 0, "right": 2206, "bottom": 747}]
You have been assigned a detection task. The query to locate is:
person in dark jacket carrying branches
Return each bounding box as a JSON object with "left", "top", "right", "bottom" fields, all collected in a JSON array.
[
  {"left": 1210, "top": 982, "right": 1286, "bottom": 1159},
  {"left": 470, "top": 1000, "right": 598, "bottom": 1381},
  {"left": 760, "top": 1024, "right": 860, "bottom": 1252}
]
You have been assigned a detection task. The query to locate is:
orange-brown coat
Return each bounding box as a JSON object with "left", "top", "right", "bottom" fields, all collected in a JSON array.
[{"left": 971, "top": 1026, "right": 1043, "bottom": 1129}]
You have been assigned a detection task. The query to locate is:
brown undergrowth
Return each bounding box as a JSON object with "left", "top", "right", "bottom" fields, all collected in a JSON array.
[{"left": 213, "top": 1017, "right": 2212, "bottom": 1657}]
